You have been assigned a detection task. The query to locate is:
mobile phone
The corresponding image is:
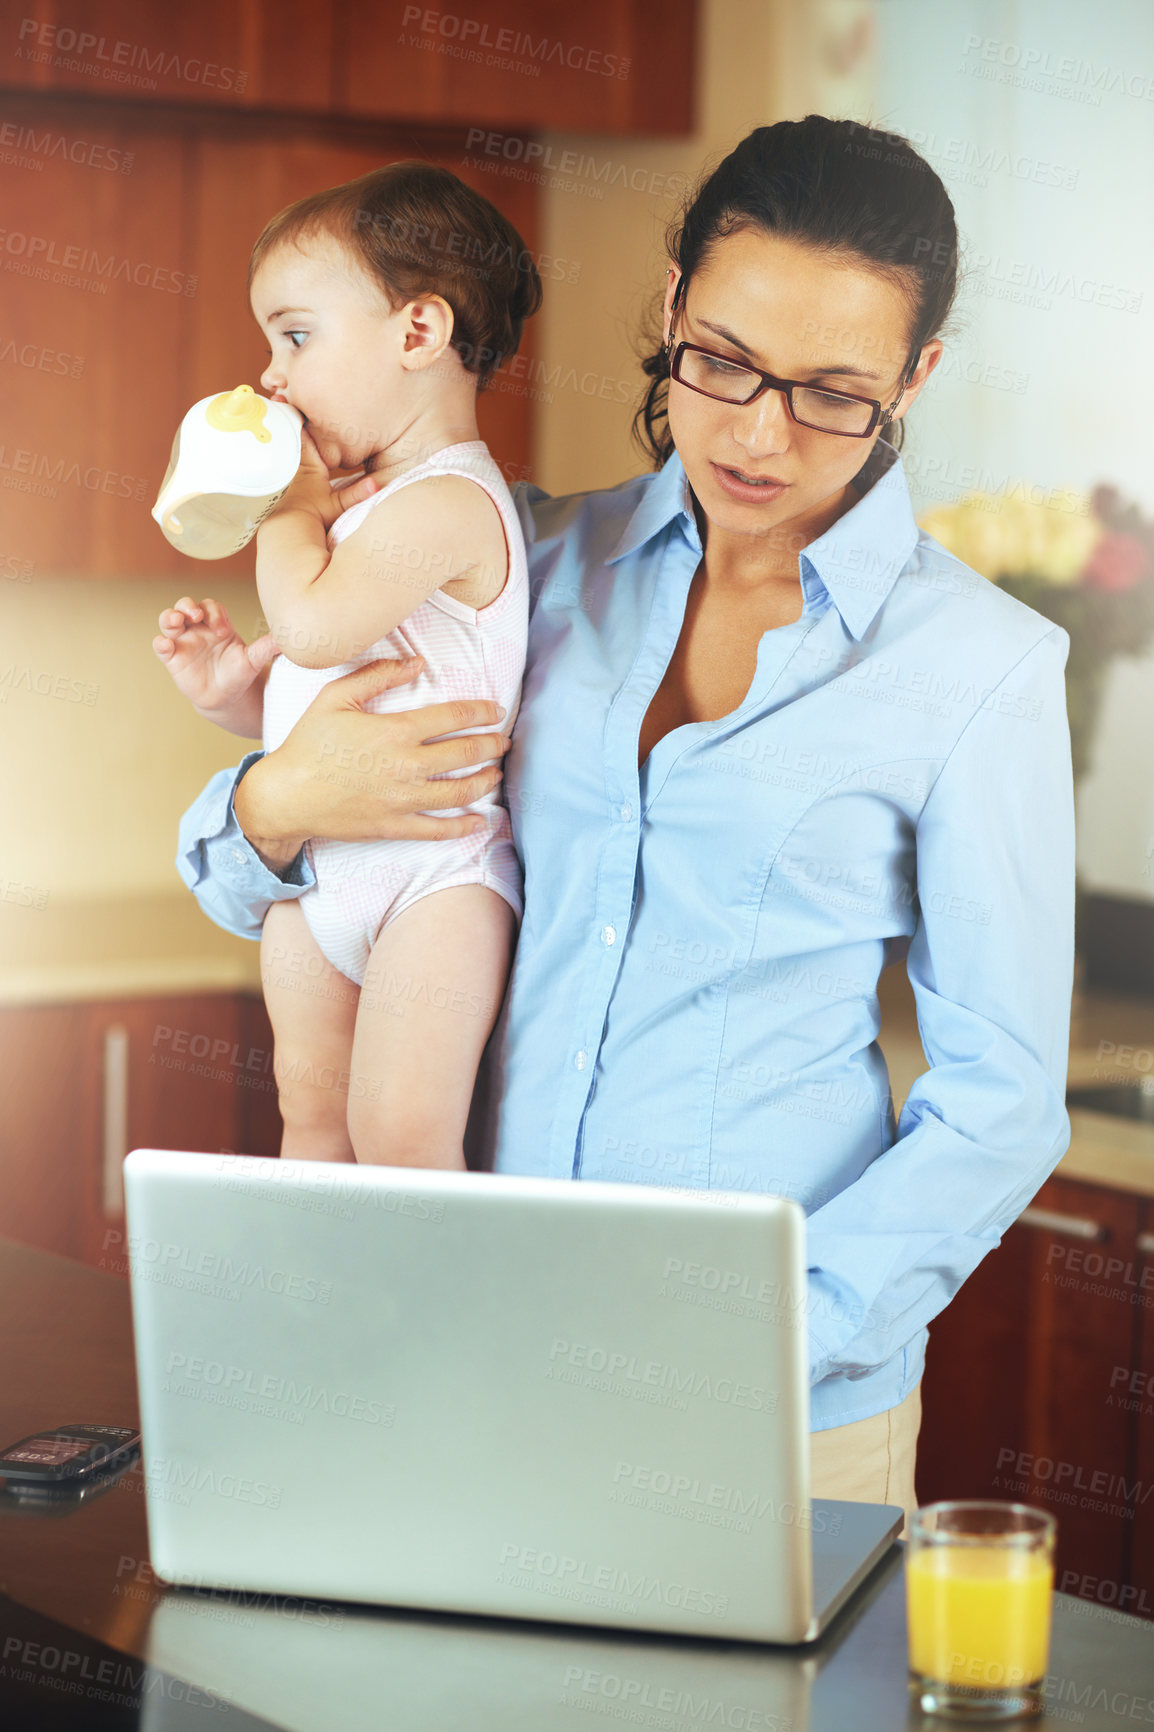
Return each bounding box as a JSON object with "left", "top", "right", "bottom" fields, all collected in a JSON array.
[{"left": 0, "top": 1424, "right": 140, "bottom": 1484}]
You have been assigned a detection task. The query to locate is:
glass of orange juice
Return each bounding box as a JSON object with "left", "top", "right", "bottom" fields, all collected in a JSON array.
[{"left": 906, "top": 1501, "right": 1056, "bottom": 1719}]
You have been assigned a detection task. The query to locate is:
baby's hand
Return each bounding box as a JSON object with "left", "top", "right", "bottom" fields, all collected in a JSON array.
[{"left": 153, "top": 596, "right": 277, "bottom": 732}]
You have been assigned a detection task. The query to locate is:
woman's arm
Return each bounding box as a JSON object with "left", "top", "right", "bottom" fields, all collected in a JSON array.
[
  {"left": 801, "top": 626, "right": 1076, "bottom": 1385},
  {"left": 176, "top": 749, "right": 314, "bottom": 940},
  {"left": 177, "top": 657, "right": 513, "bottom": 936}
]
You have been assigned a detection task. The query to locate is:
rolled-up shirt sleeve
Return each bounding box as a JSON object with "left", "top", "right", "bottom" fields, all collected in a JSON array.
[
  {"left": 176, "top": 750, "right": 315, "bottom": 943},
  {"left": 803, "top": 625, "right": 1076, "bottom": 1386}
]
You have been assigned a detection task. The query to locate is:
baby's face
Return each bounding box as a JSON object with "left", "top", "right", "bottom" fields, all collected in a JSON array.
[{"left": 252, "top": 230, "right": 403, "bottom": 473}]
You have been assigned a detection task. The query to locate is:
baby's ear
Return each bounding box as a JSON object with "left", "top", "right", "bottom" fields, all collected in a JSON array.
[{"left": 402, "top": 294, "right": 455, "bottom": 365}]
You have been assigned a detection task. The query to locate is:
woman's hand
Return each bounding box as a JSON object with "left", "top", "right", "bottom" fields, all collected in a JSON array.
[{"left": 234, "top": 656, "right": 512, "bottom": 872}]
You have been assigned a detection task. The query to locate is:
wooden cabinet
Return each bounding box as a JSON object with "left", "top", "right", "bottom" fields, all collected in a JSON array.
[
  {"left": 4, "top": 0, "right": 695, "bottom": 133},
  {"left": 0, "top": 993, "right": 281, "bottom": 1275},
  {"left": 0, "top": 100, "right": 189, "bottom": 581},
  {"left": 5, "top": 0, "right": 335, "bottom": 111},
  {"left": 0, "top": 1002, "right": 90, "bottom": 1266},
  {"left": 0, "top": 95, "right": 537, "bottom": 579},
  {"left": 1131, "top": 1199, "right": 1154, "bottom": 1606},
  {"left": 339, "top": 0, "right": 695, "bottom": 134},
  {"left": 918, "top": 1172, "right": 1151, "bottom": 1616}
]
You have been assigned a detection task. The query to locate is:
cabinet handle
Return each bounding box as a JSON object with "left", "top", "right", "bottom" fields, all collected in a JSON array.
[
  {"left": 1018, "top": 1206, "right": 1105, "bottom": 1241},
  {"left": 1138, "top": 1233, "right": 1154, "bottom": 1257},
  {"left": 102, "top": 1024, "right": 129, "bottom": 1219}
]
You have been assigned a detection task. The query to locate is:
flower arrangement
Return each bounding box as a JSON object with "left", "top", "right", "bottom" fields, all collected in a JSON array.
[{"left": 918, "top": 486, "right": 1154, "bottom": 782}]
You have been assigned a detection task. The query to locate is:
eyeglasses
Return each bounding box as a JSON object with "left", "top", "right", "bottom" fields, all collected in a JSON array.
[{"left": 666, "top": 297, "right": 916, "bottom": 438}]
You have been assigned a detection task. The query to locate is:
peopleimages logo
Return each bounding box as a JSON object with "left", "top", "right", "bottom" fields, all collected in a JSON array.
[
  {"left": 559, "top": 1665, "right": 793, "bottom": 1730},
  {"left": 400, "top": 7, "right": 631, "bottom": 78},
  {"left": 0, "top": 228, "right": 196, "bottom": 294},
  {"left": 547, "top": 1339, "right": 779, "bottom": 1415},
  {"left": 498, "top": 1544, "right": 729, "bottom": 1617},
  {"left": 129, "top": 1238, "right": 333, "bottom": 1304},
  {"left": 146, "top": 1457, "right": 281, "bottom": 1508},
  {"left": 14, "top": 17, "right": 247, "bottom": 94},
  {"left": 164, "top": 1352, "right": 392, "bottom": 1425},
  {"left": 611, "top": 1460, "right": 842, "bottom": 1536}
]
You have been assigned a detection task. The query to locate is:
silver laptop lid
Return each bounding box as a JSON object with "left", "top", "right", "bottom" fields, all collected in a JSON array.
[{"left": 125, "top": 1150, "right": 815, "bottom": 1642}]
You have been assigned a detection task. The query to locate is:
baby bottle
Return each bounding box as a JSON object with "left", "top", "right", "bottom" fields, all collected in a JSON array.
[{"left": 151, "top": 384, "right": 303, "bottom": 560}]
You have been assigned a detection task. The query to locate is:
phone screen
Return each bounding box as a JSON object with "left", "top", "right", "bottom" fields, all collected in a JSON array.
[{"left": 2, "top": 1436, "right": 91, "bottom": 1466}]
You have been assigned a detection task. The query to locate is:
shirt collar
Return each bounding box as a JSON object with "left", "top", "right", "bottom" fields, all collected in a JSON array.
[
  {"left": 606, "top": 449, "right": 701, "bottom": 565},
  {"left": 606, "top": 438, "right": 919, "bottom": 641}
]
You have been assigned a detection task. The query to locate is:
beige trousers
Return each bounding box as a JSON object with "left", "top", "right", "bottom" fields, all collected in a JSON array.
[{"left": 810, "top": 1380, "right": 923, "bottom": 1534}]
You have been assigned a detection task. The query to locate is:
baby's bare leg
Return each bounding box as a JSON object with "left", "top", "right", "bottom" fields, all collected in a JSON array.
[
  {"left": 261, "top": 901, "right": 360, "bottom": 1162},
  {"left": 348, "top": 885, "right": 517, "bottom": 1168}
]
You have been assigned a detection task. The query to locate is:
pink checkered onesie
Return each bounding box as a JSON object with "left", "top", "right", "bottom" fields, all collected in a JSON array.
[{"left": 262, "top": 440, "right": 527, "bottom": 986}]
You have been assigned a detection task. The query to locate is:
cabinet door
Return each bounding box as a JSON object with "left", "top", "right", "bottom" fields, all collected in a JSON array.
[
  {"left": 6, "top": 1, "right": 334, "bottom": 110},
  {"left": 918, "top": 1174, "right": 1140, "bottom": 1590},
  {"left": 0, "top": 99, "right": 190, "bottom": 579},
  {"left": 77, "top": 992, "right": 282, "bottom": 1273},
  {"left": 340, "top": 0, "right": 695, "bottom": 133},
  {"left": 7, "top": 2, "right": 696, "bottom": 132},
  {"left": 1131, "top": 1202, "right": 1154, "bottom": 1612},
  {"left": 0, "top": 1003, "right": 92, "bottom": 1261}
]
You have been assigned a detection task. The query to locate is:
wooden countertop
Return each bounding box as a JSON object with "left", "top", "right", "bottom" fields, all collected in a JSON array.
[
  {"left": 878, "top": 964, "right": 1154, "bottom": 1201},
  {"left": 0, "top": 893, "right": 262, "bottom": 1005},
  {"left": 2, "top": 1236, "right": 1153, "bottom": 1729}
]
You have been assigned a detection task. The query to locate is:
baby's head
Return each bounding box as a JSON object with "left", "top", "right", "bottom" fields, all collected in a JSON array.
[{"left": 249, "top": 161, "right": 542, "bottom": 473}]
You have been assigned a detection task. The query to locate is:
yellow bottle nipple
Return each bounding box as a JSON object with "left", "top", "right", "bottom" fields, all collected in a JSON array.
[{"left": 206, "top": 383, "right": 272, "bottom": 442}]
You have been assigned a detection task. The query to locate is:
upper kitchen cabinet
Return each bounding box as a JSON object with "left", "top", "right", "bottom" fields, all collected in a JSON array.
[
  {"left": 5, "top": 0, "right": 696, "bottom": 133},
  {"left": 0, "top": 98, "right": 537, "bottom": 577},
  {"left": 1130, "top": 1195, "right": 1154, "bottom": 1603},
  {"left": 0, "top": 99, "right": 189, "bottom": 578},
  {"left": 5, "top": 0, "right": 336, "bottom": 113},
  {"left": 335, "top": 0, "right": 696, "bottom": 134}
]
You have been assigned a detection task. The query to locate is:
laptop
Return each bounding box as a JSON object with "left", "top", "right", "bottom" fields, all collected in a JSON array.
[{"left": 124, "top": 1149, "right": 901, "bottom": 1645}]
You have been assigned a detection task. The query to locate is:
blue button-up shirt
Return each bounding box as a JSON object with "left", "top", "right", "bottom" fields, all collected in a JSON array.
[{"left": 178, "top": 437, "right": 1075, "bottom": 1431}]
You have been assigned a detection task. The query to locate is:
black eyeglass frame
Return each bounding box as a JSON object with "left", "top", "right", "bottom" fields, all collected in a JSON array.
[
  {"left": 663, "top": 284, "right": 919, "bottom": 438},
  {"left": 668, "top": 340, "right": 919, "bottom": 437}
]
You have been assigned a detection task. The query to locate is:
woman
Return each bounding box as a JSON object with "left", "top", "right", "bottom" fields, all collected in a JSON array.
[{"left": 178, "top": 117, "right": 1075, "bottom": 1517}]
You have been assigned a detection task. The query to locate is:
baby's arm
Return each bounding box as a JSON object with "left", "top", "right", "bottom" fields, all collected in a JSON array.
[
  {"left": 255, "top": 436, "right": 507, "bottom": 671},
  {"left": 153, "top": 596, "right": 277, "bottom": 738}
]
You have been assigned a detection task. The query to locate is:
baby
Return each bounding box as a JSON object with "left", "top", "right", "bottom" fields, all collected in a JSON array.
[{"left": 153, "top": 162, "right": 540, "bottom": 1169}]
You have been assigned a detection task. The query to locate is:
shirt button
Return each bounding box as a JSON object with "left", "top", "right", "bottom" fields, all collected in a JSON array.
[
  {"left": 574, "top": 1049, "right": 589, "bottom": 1071},
  {"left": 230, "top": 849, "right": 248, "bottom": 865},
  {"left": 600, "top": 925, "right": 617, "bottom": 947},
  {"left": 619, "top": 802, "right": 632, "bottom": 821}
]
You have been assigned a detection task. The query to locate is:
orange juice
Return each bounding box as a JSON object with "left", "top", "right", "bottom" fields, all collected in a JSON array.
[{"left": 907, "top": 1544, "right": 1053, "bottom": 1688}]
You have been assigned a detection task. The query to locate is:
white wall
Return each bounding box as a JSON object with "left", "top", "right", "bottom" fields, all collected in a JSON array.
[{"left": 870, "top": 0, "right": 1154, "bottom": 898}]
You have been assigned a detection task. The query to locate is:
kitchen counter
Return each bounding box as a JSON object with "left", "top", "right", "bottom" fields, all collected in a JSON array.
[
  {"left": 0, "top": 892, "right": 262, "bottom": 1005},
  {"left": 1, "top": 1237, "right": 1152, "bottom": 1730},
  {"left": 878, "top": 963, "right": 1154, "bottom": 1200}
]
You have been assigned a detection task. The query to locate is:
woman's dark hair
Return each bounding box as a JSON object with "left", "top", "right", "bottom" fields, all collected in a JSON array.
[
  {"left": 633, "top": 115, "right": 961, "bottom": 465},
  {"left": 249, "top": 161, "right": 542, "bottom": 389}
]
